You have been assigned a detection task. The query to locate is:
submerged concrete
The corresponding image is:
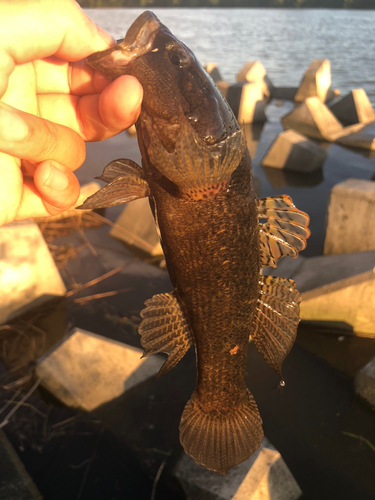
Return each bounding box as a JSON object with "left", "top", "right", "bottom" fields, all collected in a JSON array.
[
  {"left": 261, "top": 129, "right": 327, "bottom": 173},
  {"left": 0, "top": 221, "right": 66, "bottom": 325},
  {"left": 324, "top": 178, "right": 375, "bottom": 255},
  {"left": 294, "top": 59, "right": 331, "bottom": 103},
  {"left": 36, "top": 328, "right": 164, "bottom": 412},
  {"left": 175, "top": 437, "right": 302, "bottom": 500}
]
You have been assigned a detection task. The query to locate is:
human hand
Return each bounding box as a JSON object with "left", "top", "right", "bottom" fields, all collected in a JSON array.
[{"left": 0, "top": 0, "right": 142, "bottom": 226}]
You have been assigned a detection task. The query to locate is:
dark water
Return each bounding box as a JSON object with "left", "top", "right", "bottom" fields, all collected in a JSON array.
[{"left": 85, "top": 8, "right": 375, "bottom": 106}]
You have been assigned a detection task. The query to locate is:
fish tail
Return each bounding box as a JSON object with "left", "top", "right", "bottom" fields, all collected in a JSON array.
[{"left": 179, "top": 390, "right": 263, "bottom": 475}]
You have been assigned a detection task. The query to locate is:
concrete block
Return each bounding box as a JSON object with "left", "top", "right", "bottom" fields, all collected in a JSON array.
[
  {"left": 355, "top": 357, "right": 375, "bottom": 408},
  {"left": 261, "top": 130, "right": 327, "bottom": 173},
  {"left": 335, "top": 122, "right": 375, "bottom": 151},
  {"left": 281, "top": 97, "right": 343, "bottom": 141},
  {"left": 0, "top": 429, "right": 43, "bottom": 500},
  {"left": 227, "top": 82, "right": 267, "bottom": 124},
  {"left": 36, "top": 328, "right": 164, "bottom": 412},
  {"left": 236, "top": 61, "right": 273, "bottom": 99},
  {"left": 126, "top": 124, "right": 137, "bottom": 137},
  {"left": 0, "top": 221, "right": 66, "bottom": 325},
  {"left": 276, "top": 251, "right": 375, "bottom": 338},
  {"left": 175, "top": 437, "right": 302, "bottom": 500},
  {"left": 324, "top": 179, "right": 375, "bottom": 255},
  {"left": 294, "top": 59, "right": 331, "bottom": 103},
  {"left": 110, "top": 197, "right": 163, "bottom": 258},
  {"left": 242, "top": 121, "right": 265, "bottom": 159},
  {"left": 205, "top": 63, "right": 223, "bottom": 83},
  {"left": 329, "top": 89, "right": 375, "bottom": 126},
  {"left": 216, "top": 80, "right": 231, "bottom": 100},
  {"left": 270, "top": 87, "right": 298, "bottom": 101}
]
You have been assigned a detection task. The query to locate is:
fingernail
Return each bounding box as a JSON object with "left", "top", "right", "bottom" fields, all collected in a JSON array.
[
  {"left": 44, "top": 163, "right": 69, "bottom": 191},
  {"left": 0, "top": 106, "right": 29, "bottom": 142}
]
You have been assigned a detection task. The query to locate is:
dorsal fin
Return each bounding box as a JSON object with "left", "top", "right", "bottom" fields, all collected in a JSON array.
[
  {"left": 257, "top": 195, "right": 310, "bottom": 268},
  {"left": 251, "top": 275, "right": 301, "bottom": 378}
]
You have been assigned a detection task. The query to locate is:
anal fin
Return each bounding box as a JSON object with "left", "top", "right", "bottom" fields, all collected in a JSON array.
[
  {"left": 252, "top": 275, "right": 301, "bottom": 378},
  {"left": 258, "top": 195, "right": 310, "bottom": 268},
  {"left": 77, "top": 159, "right": 150, "bottom": 209},
  {"left": 138, "top": 292, "right": 193, "bottom": 378}
]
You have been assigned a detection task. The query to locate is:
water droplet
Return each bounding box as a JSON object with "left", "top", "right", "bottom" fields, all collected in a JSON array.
[
  {"left": 338, "top": 336, "right": 345, "bottom": 342},
  {"left": 280, "top": 380, "right": 286, "bottom": 387}
]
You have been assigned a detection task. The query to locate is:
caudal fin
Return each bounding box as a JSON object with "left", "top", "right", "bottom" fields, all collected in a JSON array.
[{"left": 179, "top": 391, "right": 263, "bottom": 475}]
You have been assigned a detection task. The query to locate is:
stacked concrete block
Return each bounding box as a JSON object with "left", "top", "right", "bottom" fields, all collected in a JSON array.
[
  {"left": 36, "top": 328, "right": 164, "bottom": 412},
  {"left": 242, "top": 122, "right": 265, "bottom": 159},
  {"left": 227, "top": 82, "right": 267, "bottom": 124},
  {"left": 204, "top": 63, "right": 223, "bottom": 83},
  {"left": 329, "top": 89, "right": 375, "bottom": 126},
  {"left": 0, "top": 221, "right": 66, "bottom": 324},
  {"left": 324, "top": 179, "right": 375, "bottom": 255},
  {"left": 294, "top": 59, "right": 331, "bottom": 103},
  {"left": 126, "top": 124, "right": 137, "bottom": 137},
  {"left": 261, "top": 129, "right": 327, "bottom": 173},
  {"left": 354, "top": 357, "right": 375, "bottom": 408},
  {"left": 110, "top": 197, "right": 163, "bottom": 258},
  {"left": 175, "top": 437, "right": 302, "bottom": 500},
  {"left": 335, "top": 122, "right": 375, "bottom": 151},
  {"left": 216, "top": 80, "right": 231, "bottom": 100},
  {"left": 0, "top": 429, "right": 43, "bottom": 500},
  {"left": 265, "top": 250, "right": 375, "bottom": 338},
  {"left": 281, "top": 97, "right": 343, "bottom": 141},
  {"left": 236, "top": 61, "right": 273, "bottom": 99}
]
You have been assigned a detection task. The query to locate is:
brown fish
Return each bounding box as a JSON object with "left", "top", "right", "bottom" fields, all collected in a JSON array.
[{"left": 79, "top": 11, "right": 310, "bottom": 474}]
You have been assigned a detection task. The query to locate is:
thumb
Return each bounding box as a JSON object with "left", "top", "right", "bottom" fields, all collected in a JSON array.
[{"left": 33, "top": 161, "right": 80, "bottom": 215}]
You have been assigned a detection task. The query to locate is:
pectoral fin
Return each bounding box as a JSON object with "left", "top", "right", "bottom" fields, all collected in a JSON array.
[
  {"left": 139, "top": 292, "right": 193, "bottom": 377},
  {"left": 258, "top": 195, "right": 310, "bottom": 268},
  {"left": 251, "top": 275, "right": 301, "bottom": 378},
  {"left": 77, "top": 159, "right": 150, "bottom": 210}
]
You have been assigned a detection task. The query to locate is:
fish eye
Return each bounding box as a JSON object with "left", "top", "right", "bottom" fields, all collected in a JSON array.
[{"left": 169, "top": 52, "right": 181, "bottom": 66}]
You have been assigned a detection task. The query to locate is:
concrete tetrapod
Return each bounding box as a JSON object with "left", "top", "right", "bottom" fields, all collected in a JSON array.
[
  {"left": 110, "top": 197, "right": 164, "bottom": 259},
  {"left": 0, "top": 221, "right": 66, "bottom": 325},
  {"left": 354, "top": 357, "right": 375, "bottom": 408},
  {"left": 174, "top": 437, "right": 302, "bottom": 500},
  {"left": 324, "top": 178, "right": 375, "bottom": 255},
  {"left": 329, "top": 88, "right": 375, "bottom": 126},
  {"left": 236, "top": 61, "right": 273, "bottom": 99},
  {"left": 261, "top": 129, "right": 327, "bottom": 173},
  {"left": 264, "top": 251, "right": 375, "bottom": 339},
  {"left": 294, "top": 59, "right": 331, "bottom": 103},
  {"left": 226, "top": 82, "right": 267, "bottom": 124},
  {"left": 36, "top": 328, "right": 164, "bottom": 412},
  {"left": 204, "top": 63, "right": 223, "bottom": 83}
]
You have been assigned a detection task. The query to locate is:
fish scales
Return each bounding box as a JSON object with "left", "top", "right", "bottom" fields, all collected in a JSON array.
[
  {"left": 80, "top": 10, "right": 310, "bottom": 475},
  {"left": 149, "top": 152, "right": 259, "bottom": 410}
]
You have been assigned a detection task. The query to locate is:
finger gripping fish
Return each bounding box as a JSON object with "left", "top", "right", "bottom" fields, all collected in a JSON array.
[{"left": 80, "top": 11, "right": 310, "bottom": 475}]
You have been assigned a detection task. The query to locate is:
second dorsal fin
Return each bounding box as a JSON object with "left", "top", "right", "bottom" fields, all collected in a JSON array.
[
  {"left": 257, "top": 195, "right": 310, "bottom": 268},
  {"left": 251, "top": 275, "right": 301, "bottom": 378}
]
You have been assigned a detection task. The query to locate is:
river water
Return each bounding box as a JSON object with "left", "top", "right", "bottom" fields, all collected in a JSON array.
[{"left": 85, "top": 8, "right": 375, "bottom": 105}]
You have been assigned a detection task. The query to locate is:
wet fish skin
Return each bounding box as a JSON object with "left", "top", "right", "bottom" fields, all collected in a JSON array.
[{"left": 82, "top": 11, "right": 309, "bottom": 475}]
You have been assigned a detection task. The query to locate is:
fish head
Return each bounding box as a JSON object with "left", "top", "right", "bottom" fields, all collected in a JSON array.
[{"left": 86, "top": 11, "right": 235, "bottom": 153}]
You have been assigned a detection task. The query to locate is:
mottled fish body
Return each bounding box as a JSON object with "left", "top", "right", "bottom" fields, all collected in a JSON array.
[{"left": 80, "top": 11, "right": 310, "bottom": 475}]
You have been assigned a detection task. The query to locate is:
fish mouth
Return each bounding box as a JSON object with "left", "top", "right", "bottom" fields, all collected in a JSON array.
[{"left": 86, "top": 11, "right": 161, "bottom": 79}]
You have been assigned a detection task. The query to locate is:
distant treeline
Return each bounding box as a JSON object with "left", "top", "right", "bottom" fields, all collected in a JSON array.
[{"left": 78, "top": 0, "right": 374, "bottom": 8}]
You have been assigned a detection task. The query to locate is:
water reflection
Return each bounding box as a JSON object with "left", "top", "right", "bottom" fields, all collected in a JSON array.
[
  {"left": 242, "top": 122, "right": 265, "bottom": 159},
  {"left": 263, "top": 166, "right": 324, "bottom": 189}
]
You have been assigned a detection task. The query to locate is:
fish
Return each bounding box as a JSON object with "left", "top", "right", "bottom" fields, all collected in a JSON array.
[{"left": 79, "top": 11, "right": 310, "bottom": 475}]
